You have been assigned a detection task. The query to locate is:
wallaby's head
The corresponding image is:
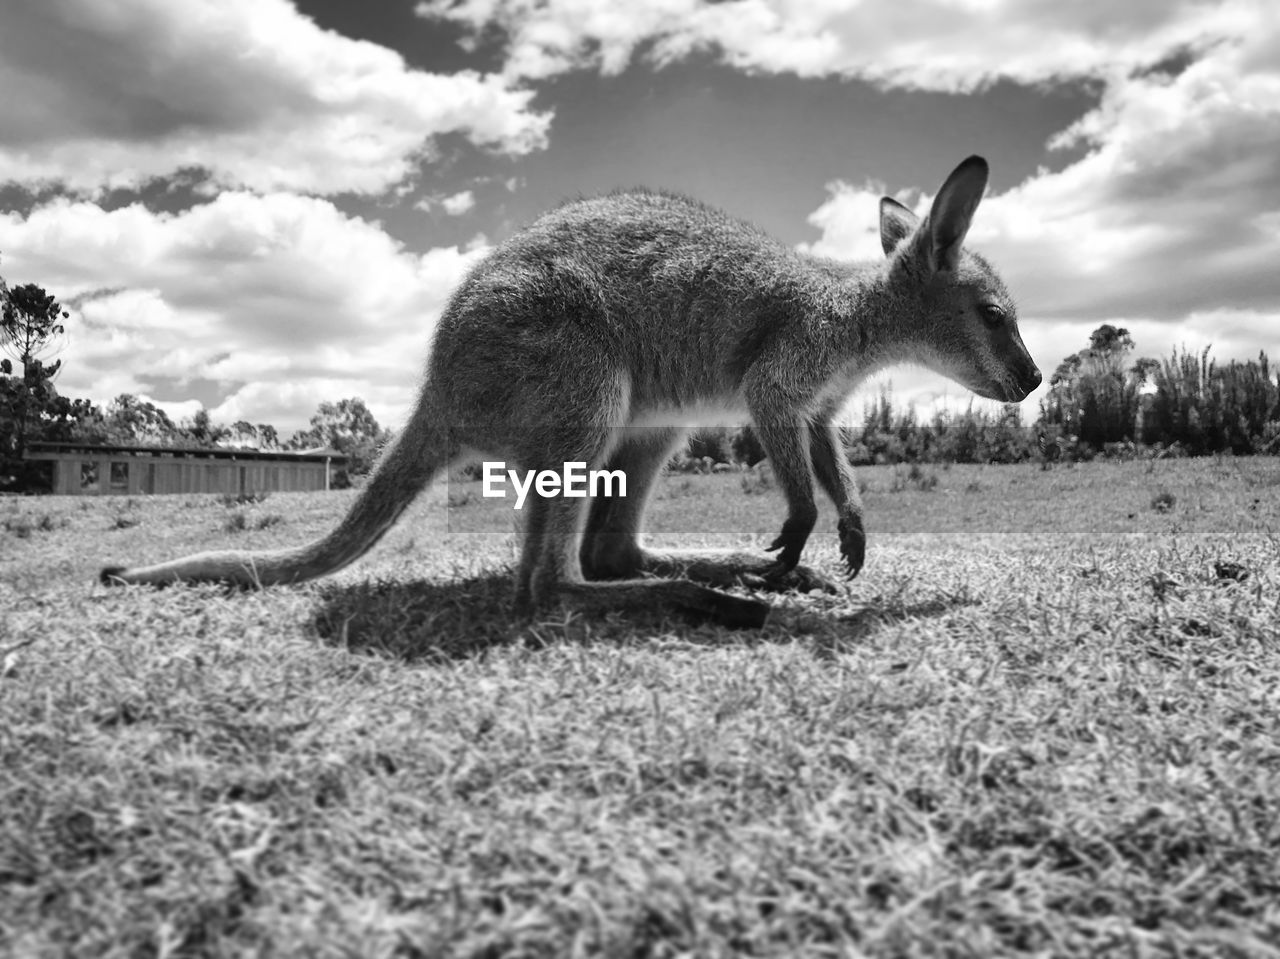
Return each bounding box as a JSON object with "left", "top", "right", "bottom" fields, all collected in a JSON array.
[{"left": 879, "top": 155, "right": 1041, "bottom": 403}]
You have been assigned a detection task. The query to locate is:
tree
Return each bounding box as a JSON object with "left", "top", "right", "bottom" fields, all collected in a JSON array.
[
  {"left": 226, "top": 420, "right": 280, "bottom": 450},
  {"left": 256, "top": 423, "right": 280, "bottom": 450},
  {"left": 2, "top": 283, "right": 67, "bottom": 379},
  {"left": 1088, "top": 324, "right": 1134, "bottom": 358},
  {"left": 229, "top": 420, "right": 259, "bottom": 448},
  {"left": 101, "top": 394, "right": 181, "bottom": 445},
  {"left": 0, "top": 279, "right": 70, "bottom": 487},
  {"left": 183, "top": 407, "right": 228, "bottom": 447},
  {"left": 1039, "top": 324, "right": 1144, "bottom": 449},
  {"left": 1143, "top": 347, "right": 1280, "bottom": 454},
  {"left": 291, "top": 397, "right": 390, "bottom": 485}
]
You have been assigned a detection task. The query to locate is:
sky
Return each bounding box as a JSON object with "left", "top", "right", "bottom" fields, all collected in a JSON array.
[{"left": 0, "top": 0, "right": 1277, "bottom": 437}]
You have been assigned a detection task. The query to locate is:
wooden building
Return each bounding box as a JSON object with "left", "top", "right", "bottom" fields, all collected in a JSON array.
[{"left": 24, "top": 442, "right": 347, "bottom": 497}]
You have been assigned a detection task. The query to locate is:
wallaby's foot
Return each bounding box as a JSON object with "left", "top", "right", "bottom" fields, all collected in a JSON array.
[
  {"left": 638, "top": 550, "right": 842, "bottom": 595},
  {"left": 838, "top": 513, "right": 866, "bottom": 578},
  {"left": 741, "top": 565, "right": 840, "bottom": 595},
  {"left": 557, "top": 580, "right": 771, "bottom": 629}
]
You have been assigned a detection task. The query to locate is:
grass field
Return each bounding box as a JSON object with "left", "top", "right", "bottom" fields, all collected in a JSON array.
[{"left": 3, "top": 457, "right": 1280, "bottom": 957}]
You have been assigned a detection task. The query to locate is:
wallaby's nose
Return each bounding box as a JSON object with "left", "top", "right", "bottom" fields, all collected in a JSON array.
[{"left": 1026, "top": 367, "right": 1043, "bottom": 391}]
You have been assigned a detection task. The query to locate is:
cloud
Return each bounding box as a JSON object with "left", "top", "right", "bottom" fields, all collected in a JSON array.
[
  {"left": 0, "top": 193, "right": 489, "bottom": 432},
  {"left": 418, "top": 0, "right": 704, "bottom": 81},
  {"left": 0, "top": 0, "right": 550, "bottom": 195},
  {"left": 441, "top": 191, "right": 477, "bottom": 216},
  {"left": 799, "top": 184, "right": 888, "bottom": 264},
  {"left": 416, "top": 190, "right": 479, "bottom": 216},
  {"left": 415, "top": 0, "right": 1251, "bottom": 90}
]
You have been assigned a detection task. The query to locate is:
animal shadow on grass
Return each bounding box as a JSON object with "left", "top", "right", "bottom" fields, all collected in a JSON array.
[
  {"left": 310, "top": 573, "right": 523, "bottom": 663},
  {"left": 802, "top": 591, "right": 983, "bottom": 662},
  {"left": 308, "top": 572, "right": 979, "bottom": 663},
  {"left": 309, "top": 572, "right": 767, "bottom": 662}
]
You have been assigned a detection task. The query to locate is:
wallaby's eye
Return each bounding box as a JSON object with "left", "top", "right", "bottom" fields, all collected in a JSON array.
[{"left": 980, "top": 304, "right": 1006, "bottom": 328}]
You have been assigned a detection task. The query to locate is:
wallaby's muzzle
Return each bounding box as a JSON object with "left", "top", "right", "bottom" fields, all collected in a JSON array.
[
  {"left": 1023, "top": 366, "right": 1043, "bottom": 393},
  {"left": 1015, "top": 364, "right": 1043, "bottom": 399}
]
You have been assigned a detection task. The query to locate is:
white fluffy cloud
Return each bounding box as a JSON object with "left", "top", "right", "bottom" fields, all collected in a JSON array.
[
  {"left": 0, "top": 194, "right": 488, "bottom": 431},
  {"left": 0, "top": 0, "right": 550, "bottom": 195},
  {"left": 440, "top": 191, "right": 477, "bottom": 216},
  {"left": 416, "top": 190, "right": 479, "bottom": 216},
  {"left": 416, "top": 0, "right": 1256, "bottom": 89}
]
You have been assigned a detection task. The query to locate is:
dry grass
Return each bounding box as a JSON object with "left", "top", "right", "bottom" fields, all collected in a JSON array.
[{"left": 2, "top": 457, "right": 1279, "bottom": 957}]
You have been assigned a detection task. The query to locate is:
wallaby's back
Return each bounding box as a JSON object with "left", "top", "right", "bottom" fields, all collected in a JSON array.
[{"left": 433, "top": 189, "right": 867, "bottom": 421}]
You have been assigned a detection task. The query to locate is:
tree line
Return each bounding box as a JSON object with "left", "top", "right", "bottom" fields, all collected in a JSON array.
[
  {"left": 3, "top": 267, "right": 1279, "bottom": 492},
  {"left": 671, "top": 322, "right": 1280, "bottom": 471}
]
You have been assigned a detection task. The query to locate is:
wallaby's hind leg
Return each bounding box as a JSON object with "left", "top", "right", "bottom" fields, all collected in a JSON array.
[
  {"left": 580, "top": 428, "right": 839, "bottom": 594},
  {"left": 515, "top": 411, "right": 770, "bottom": 627},
  {"left": 580, "top": 427, "right": 685, "bottom": 579},
  {"left": 538, "top": 488, "right": 770, "bottom": 627},
  {"left": 643, "top": 550, "right": 841, "bottom": 594},
  {"left": 513, "top": 492, "right": 550, "bottom": 616}
]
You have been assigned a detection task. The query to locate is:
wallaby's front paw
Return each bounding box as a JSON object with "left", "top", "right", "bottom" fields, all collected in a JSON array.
[
  {"left": 764, "top": 514, "right": 814, "bottom": 574},
  {"left": 838, "top": 513, "right": 866, "bottom": 578}
]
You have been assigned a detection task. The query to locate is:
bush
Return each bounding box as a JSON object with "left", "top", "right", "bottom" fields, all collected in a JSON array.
[
  {"left": 687, "top": 428, "right": 731, "bottom": 465},
  {"left": 890, "top": 463, "right": 939, "bottom": 493},
  {"left": 4, "top": 513, "right": 65, "bottom": 537},
  {"left": 219, "top": 491, "right": 270, "bottom": 507},
  {"left": 729, "top": 426, "right": 767, "bottom": 467},
  {"left": 740, "top": 462, "right": 773, "bottom": 495}
]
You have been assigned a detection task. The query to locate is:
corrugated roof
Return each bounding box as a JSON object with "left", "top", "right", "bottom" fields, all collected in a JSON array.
[{"left": 24, "top": 441, "right": 348, "bottom": 463}]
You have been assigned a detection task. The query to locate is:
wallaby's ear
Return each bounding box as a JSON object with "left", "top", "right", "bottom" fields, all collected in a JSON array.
[
  {"left": 879, "top": 197, "right": 918, "bottom": 256},
  {"left": 927, "top": 155, "right": 989, "bottom": 272}
]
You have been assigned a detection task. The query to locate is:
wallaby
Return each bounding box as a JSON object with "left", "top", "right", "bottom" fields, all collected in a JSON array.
[{"left": 101, "top": 156, "right": 1041, "bottom": 627}]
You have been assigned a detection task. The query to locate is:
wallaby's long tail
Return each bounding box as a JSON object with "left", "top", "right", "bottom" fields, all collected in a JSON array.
[{"left": 100, "top": 406, "right": 455, "bottom": 588}]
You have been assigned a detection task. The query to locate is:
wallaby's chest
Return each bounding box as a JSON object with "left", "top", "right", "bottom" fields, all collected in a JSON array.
[{"left": 629, "top": 396, "right": 751, "bottom": 429}]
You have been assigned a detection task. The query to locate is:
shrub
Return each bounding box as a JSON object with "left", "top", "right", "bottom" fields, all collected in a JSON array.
[
  {"left": 220, "top": 491, "right": 270, "bottom": 507},
  {"left": 5, "top": 514, "right": 66, "bottom": 537},
  {"left": 740, "top": 462, "right": 773, "bottom": 495},
  {"left": 891, "top": 463, "right": 939, "bottom": 493}
]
